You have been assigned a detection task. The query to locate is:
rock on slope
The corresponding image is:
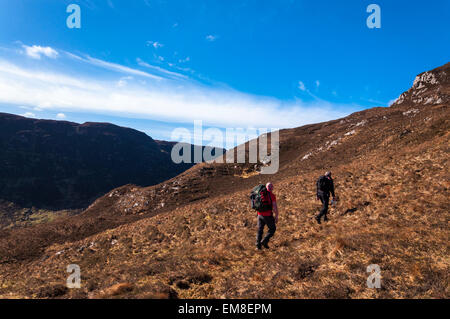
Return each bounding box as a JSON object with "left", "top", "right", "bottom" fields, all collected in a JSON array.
[{"left": 0, "top": 62, "right": 448, "bottom": 299}]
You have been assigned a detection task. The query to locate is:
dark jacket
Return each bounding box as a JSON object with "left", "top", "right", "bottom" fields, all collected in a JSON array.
[{"left": 316, "top": 175, "right": 335, "bottom": 198}]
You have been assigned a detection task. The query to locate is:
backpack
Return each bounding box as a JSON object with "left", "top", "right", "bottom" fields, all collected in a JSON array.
[
  {"left": 317, "top": 176, "right": 328, "bottom": 193},
  {"left": 250, "top": 184, "right": 273, "bottom": 212}
]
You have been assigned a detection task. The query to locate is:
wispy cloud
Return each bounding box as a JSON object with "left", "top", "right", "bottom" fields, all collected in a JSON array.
[
  {"left": 146, "top": 41, "right": 163, "bottom": 49},
  {"left": 56, "top": 113, "right": 66, "bottom": 119},
  {"left": 0, "top": 65, "right": 351, "bottom": 129},
  {"left": 136, "top": 58, "right": 187, "bottom": 79},
  {"left": 178, "top": 56, "right": 190, "bottom": 63},
  {"left": 298, "top": 81, "right": 306, "bottom": 91},
  {"left": 0, "top": 45, "right": 356, "bottom": 131},
  {"left": 23, "top": 45, "right": 59, "bottom": 59},
  {"left": 205, "top": 34, "right": 218, "bottom": 42},
  {"left": 298, "top": 80, "right": 323, "bottom": 100},
  {"left": 116, "top": 76, "right": 133, "bottom": 87},
  {"left": 66, "top": 52, "right": 163, "bottom": 80}
]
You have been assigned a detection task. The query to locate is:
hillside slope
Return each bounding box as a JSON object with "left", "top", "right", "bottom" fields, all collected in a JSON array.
[{"left": 0, "top": 63, "right": 448, "bottom": 299}]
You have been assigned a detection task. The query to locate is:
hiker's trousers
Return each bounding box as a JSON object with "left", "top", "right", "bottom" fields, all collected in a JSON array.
[
  {"left": 317, "top": 192, "right": 329, "bottom": 220},
  {"left": 256, "top": 214, "right": 276, "bottom": 245}
]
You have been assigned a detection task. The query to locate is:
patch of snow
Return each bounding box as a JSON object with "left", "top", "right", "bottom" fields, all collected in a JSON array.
[{"left": 302, "top": 153, "right": 312, "bottom": 160}]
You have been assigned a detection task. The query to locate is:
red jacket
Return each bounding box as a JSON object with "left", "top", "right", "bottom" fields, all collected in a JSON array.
[{"left": 258, "top": 192, "right": 276, "bottom": 216}]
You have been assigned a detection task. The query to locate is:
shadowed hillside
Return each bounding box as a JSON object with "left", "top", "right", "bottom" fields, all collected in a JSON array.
[
  {"left": 0, "top": 63, "right": 448, "bottom": 299},
  {"left": 0, "top": 114, "right": 223, "bottom": 227}
]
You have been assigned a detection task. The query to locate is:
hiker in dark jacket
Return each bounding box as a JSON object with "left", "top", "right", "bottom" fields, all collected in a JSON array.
[
  {"left": 256, "top": 182, "right": 279, "bottom": 250},
  {"left": 315, "top": 171, "right": 336, "bottom": 224}
]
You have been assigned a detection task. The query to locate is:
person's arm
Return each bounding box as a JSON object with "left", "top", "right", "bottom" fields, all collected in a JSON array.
[
  {"left": 272, "top": 201, "right": 279, "bottom": 223},
  {"left": 316, "top": 179, "right": 320, "bottom": 200},
  {"left": 330, "top": 179, "right": 336, "bottom": 199}
]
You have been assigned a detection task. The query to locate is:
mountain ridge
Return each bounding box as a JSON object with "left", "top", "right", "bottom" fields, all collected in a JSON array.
[{"left": 0, "top": 112, "right": 223, "bottom": 214}]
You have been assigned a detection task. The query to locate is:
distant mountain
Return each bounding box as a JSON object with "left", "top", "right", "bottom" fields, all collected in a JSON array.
[{"left": 0, "top": 113, "right": 223, "bottom": 210}]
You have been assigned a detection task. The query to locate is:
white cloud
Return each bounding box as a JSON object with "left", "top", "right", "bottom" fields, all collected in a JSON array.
[
  {"left": 315, "top": 80, "right": 320, "bottom": 88},
  {"left": 22, "top": 112, "right": 36, "bottom": 118},
  {"left": 0, "top": 59, "right": 351, "bottom": 129},
  {"left": 178, "top": 56, "right": 190, "bottom": 63},
  {"left": 146, "top": 41, "right": 163, "bottom": 49},
  {"left": 298, "top": 81, "right": 306, "bottom": 91},
  {"left": 23, "top": 45, "right": 58, "bottom": 59},
  {"left": 116, "top": 76, "right": 133, "bottom": 87},
  {"left": 205, "top": 35, "right": 218, "bottom": 42},
  {"left": 56, "top": 113, "right": 66, "bottom": 119},
  {"left": 0, "top": 60, "right": 104, "bottom": 90}
]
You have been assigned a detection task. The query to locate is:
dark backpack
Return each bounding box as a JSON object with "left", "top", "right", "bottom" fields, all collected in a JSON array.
[
  {"left": 250, "top": 184, "right": 273, "bottom": 212},
  {"left": 317, "top": 176, "right": 328, "bottom": 193}
]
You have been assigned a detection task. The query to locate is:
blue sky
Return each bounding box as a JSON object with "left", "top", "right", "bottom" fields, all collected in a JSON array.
[{"left": 0, "top": 0, "right": 449, "bottom": 147}]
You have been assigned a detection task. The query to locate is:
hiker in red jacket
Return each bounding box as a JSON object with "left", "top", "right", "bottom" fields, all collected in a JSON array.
[{"left": 256, "top": 182, "right": 279, "bottom": 250}]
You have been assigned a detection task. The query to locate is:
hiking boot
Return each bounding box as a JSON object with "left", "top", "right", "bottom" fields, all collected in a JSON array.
[
  {"left": 256, "top": 243, "right": 262, "bottom": 250},
  {"left": 315, "top": 215, "right": 321, "bottom": 224},
  {"left": 324, "top": 216, "right": 329, "bottom": 222},
  {"left": 262, "top": 241, "right": 270, "bottom": 249}
]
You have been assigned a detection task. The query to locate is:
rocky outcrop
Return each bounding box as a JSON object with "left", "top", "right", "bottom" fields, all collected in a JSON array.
[{"left": 392, "top": 62, "right": 449, "bottom": 106}]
